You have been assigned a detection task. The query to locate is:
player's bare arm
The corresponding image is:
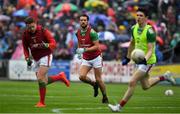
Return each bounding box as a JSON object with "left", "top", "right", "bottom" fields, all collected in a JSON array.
[
  {"left": 85, "top": 40, "right": 99, "bottom": 52},
  {"left": 145, "top": 43, "right": 154, "bottom": 61},
  {"left": 44, "top": 29, "right": 57, "bottom": 50},
  {"left": 22, "top": 33, "right": 30, "bottom": 59},
  {"left": 77, "top": 40, "right": 81, "bottom": 48}
]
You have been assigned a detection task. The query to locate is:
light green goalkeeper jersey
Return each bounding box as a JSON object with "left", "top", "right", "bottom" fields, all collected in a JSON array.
[{"left": 131, "top": 24, "right": 157, "bottom": 64}]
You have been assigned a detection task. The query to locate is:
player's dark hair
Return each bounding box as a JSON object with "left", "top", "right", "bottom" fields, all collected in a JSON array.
[
  {"left": 79, "top": 14, "right": 89, "bottom": 21},
  {"left": 137, "top": 7, "right": 149, "bottom": 17},
  {"left": 24, "top": 17, "right": 36, "bottom": 24}
]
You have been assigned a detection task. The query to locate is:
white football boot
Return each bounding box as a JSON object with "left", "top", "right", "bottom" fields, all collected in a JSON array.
[
  {"left": 164, "top": 71, "right": 176, "bottom": 85},
  {"left": 108, "top": 104, "right": 121, "bottom": 112}
]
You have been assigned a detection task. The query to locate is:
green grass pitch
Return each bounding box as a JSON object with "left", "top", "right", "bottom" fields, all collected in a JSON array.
[{"left": 0, "top": 80, "right": 180, "bottom": 113}]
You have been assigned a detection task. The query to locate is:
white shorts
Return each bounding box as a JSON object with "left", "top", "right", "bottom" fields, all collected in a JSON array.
[
  {"left": 136, "top": 64, "right": 154, "bottom": 73},
  {"left": 32, "top": 54, "right": 53, "bottom": 72},
  {"left": 81, "top": 55, "right": 102, "bottom": 68}
]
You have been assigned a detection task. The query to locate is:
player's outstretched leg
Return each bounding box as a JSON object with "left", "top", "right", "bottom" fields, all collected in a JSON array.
[
  {"left": 96, "top": 80, "right": 109, "bottom": 103},
  {"left": 94, "top": 68, "right": 109, "bottom": 103}
]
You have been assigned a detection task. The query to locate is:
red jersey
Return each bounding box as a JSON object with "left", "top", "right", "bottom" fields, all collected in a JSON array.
[
  {"left": 77, "top": 27, "right": 101, "bottom": 60},
  {"left": 22, "top": 25, "right": 56, "bottom": 61}
]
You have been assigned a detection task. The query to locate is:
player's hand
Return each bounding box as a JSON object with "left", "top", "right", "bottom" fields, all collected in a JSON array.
[
  {"left": 41, "top": 43, "right": 49, "bottom": 48},
  {"left": 76, "top": 48, "right": 86, "bottom": 54},
  {"left": 77, "top": 54, "right": 82, "bottom": 59},
  {"left": 122, "top": 57, "right": 130, "bottom": 65},
  {"left": 136, "top": 58, "right": 147, "bottom": 65},
  {"left": 26, "top": 58, "right": 33, "bottom": 66}
]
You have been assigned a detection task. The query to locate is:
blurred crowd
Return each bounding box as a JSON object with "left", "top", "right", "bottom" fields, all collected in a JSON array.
[{"left": 0, "top": 0, "right": 179, "bottom": 64}]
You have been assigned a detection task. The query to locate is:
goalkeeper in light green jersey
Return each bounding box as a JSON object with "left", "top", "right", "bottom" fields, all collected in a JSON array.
[{"left": 108, "top": 7, "right": 176, "bottom": 112}]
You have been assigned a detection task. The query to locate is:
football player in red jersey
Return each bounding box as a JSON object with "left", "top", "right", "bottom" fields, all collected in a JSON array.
[
  {"left": 22, "top": 17, "right": 70, "bottom": 107},
  {"left": 76, "top": 14, "right": 109, "bottom": 103}
]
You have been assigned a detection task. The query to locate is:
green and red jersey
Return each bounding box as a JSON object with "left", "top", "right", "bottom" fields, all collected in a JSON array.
[
  {"left": 22, "top": 25, "right": 56, "bottom": 61},
  {"left": 76, "top": 26, "right": 101, "bottom": 60}
]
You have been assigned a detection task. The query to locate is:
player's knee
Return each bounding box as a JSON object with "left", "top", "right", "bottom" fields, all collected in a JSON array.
[
  {"left": 38, "top": 79, "right": 46, "bottom": 87},
  {"left": 95, "top": 78, "right": 101, "bottom": 83},
  {"left": 37, "top": 76, "right": 44, "bottom": 81},
  {"left": 79, "top": 75, "right": 86, "bottom": 81},
  {"left": 37, "top": 73, "right": 46, "bottom": 80},
  {"left": 129, "top": 80, "right": 137, "bottom": 87}
]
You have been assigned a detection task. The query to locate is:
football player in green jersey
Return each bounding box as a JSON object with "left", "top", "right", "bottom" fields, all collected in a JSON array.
[{"left": 108, "top": 7, "right": 176, "bottom": 112}]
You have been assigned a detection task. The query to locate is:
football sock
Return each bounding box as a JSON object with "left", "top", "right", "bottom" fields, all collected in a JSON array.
[
  {"left": 93, "top": 82, "right": 97, "bottom": 86},
  {"left": 38, "top": 81, "right": 46, "bottom": 104},
  {"left": 47, "top": 77, "right": 54, "bottom": 84},
  {"left": 159, "top": 76, "right": 165, "bottom": 81},
  {"left": 119, "top": 100, "right": 127, "bottom": 107},
  {"left": 102, "top": 92, "right": 107, "bottom": 97}
]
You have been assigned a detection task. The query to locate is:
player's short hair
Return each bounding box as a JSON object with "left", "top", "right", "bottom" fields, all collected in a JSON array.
[
  {"left": 79, "top": 14, "right": 89, "bottom": 21},
  {"left": 137, "top": 7, "right": 149, "bottom": 17},
  {"left": 24, "top": 17, "right": 36, "bottom": 24}
]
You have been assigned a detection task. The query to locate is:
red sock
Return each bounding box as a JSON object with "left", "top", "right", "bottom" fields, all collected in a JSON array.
[
  {"left": 119, "top": 100, "right": 127, "bottom": 107},
  {"left": 39, "top": 87, "right": 46, "bottom": 104},
  {"left": 38, "top": 81, "right": 46, "bottom": 104},
  {"left": 159, "top": 76, "right": 165, "bottom": 81}
]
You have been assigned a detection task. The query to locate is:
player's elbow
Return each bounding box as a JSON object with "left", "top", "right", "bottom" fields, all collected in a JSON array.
[
  {"left": 53, "top": 44, "right": 57, "bottom": 49},
  {"left": 94, "top": 45, "right": 100, "bottom": 51},
  {"left": 49, "top": 44, "right": 57, "bottom": 50},
  {"left": 97, "top": 45, "right": 100, "bottom": 50}
]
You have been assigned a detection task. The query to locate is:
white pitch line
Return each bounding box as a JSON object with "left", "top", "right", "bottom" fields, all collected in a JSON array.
[
  {"left": 52, "top": 108, "right": 63, "bottom": 113},
  {"left": 1, "top": 94, "right": 180, "bottom": 99},
  {"left": 128, "top": 106, "right": 180, "bottom": 109},
  {"left": 52, "top": 107, "right": 107, "bottom": 112},
  {"left": 52, "top": 106, "right": 180, "bottom": 111},
  {"left": 0, "top": 102, "right": 105, "bottom": 105},
  {"left": 0, "top": 94, "right": 92, "bottom": 98}
]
